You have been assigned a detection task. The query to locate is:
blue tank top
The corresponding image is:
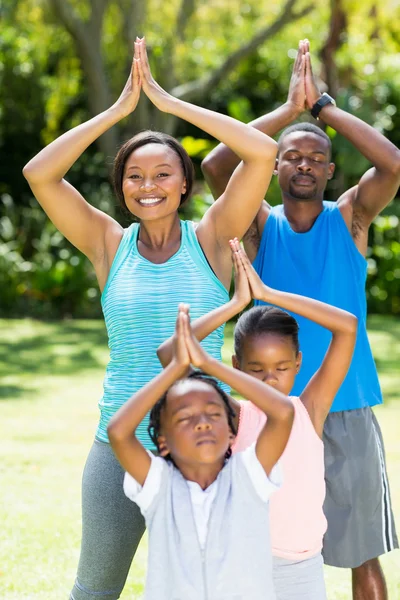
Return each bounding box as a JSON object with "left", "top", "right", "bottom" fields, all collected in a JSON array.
[
  {"left": 253, "top": 201, "right": 382, "bottom": 412},
  {"left": 99, "top": 220, "right": 229, "bottom": 448}
]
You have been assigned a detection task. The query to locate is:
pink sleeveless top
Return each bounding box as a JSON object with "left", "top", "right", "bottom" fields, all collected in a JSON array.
[{"left": 231, "top": 397, "right": 327, "bottom": 560}]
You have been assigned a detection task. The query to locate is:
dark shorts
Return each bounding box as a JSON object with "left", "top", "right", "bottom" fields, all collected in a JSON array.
[{"left": 322, "top": 407, "right": 398, "bottom": 568}]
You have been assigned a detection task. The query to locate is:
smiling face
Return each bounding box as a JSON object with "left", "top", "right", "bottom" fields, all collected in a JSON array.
[
  {"left": 234, "top": 333, "right": 301, "bottom": 396},
  {"left": 122, "top": 143, "right": 187, "bottom": 220},
  {"left": 277, "top": 132, "right": 335, "bottom": 202},
  {"left": 157, "top": 380, "right": 234, "bottom": 467}
]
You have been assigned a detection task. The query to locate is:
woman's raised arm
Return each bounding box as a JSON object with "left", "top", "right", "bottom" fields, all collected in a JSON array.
[
  {"left": 22, "top": 57, "right": 141, "bottom": 266},
  {"left": 135, "top": 37, "right": 278, "bottom": 288}
]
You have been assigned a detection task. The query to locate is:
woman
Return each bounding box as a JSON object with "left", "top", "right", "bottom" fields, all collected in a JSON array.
[{"left": 23, "top": 38, "right": 277, "bottom": 600}]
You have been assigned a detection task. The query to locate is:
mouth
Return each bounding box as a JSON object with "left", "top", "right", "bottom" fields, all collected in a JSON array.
[
  {"left": 195, "top": 437, "right": 216, "bottom": 446},
  {"left": 136, "top": 196, "right": 166, "bottom": 207},
  {"left": 292, "top": 176, "right": 315, "bottom": 186}
]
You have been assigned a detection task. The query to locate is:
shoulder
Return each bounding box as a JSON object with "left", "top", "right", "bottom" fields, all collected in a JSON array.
[
  {"left": 235, "top": 443, "right": 282, "bottom": 502},
  {"left": 123, "top": 455, "right": 169, "bottom": 514}
]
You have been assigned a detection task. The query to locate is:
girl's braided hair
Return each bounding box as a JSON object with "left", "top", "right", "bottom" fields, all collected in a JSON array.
[{"left": 148, "top": 370, "right": 237, "bottom": 461}]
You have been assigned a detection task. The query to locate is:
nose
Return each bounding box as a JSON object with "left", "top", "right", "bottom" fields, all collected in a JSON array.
[
  {"left": 140, "top": 178, "right": 157, "bottom": 191},
  {"left": 263, "top": 373, "right": 278, "bottom": 387},
  {"left": 195, "top": 415, "right": 212, "bottom": 431},
  {"left": 296, "top": 158, "right": 312, "bottom": 172}
]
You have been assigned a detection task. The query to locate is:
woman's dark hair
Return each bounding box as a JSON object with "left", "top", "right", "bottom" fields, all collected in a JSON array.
[
  {"left": 112, "top": 130, "right": 195, "bottom": 214},
  {"left": 148, "top": 370, "right": 237, "bottom": 461},
  {"left": 234, "top": 306, "right": 300, "bottom": 360}
]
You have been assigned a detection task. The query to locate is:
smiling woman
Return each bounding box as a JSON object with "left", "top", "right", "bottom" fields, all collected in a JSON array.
[{"left": 22, "top": 37, "right": 278, "bottom": 600}]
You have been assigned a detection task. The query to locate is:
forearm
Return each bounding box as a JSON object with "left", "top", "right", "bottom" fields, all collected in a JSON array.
[
  {"left": 23, "top": 106, "right": 124, "bottom": 184},
  {"left": 168, "top": 98, "right": 278, "bottom": 164},
  {"left": 107, "top": 361, "right": 185, "bottom": 442},
  {"left": 202, "top": 102, "right": 300, "bottom": 198},
  {"left": 261, "top": 285, "right": 357, "bottom": 335},
  {"left": 157, "top": 299, "right": 245, "bottom": 367},
  {"left": 203, "top": 357, "right": 293, "bottom": 421},
  {"left": 319, "top": 104, "right": 400, "bottom": 174}
]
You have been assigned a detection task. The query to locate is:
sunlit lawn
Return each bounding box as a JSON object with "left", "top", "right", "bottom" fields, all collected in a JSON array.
[{"left": 0, "top": 316, "right": 399, "bottom": 599}]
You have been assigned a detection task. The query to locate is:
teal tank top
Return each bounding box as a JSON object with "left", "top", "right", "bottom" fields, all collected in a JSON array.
[{"left": 99, "top": 220, "right": 229, "bottom": 449}]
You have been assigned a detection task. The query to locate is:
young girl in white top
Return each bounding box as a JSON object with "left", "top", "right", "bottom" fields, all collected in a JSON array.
[{"left": 108, "top": 306, "right": 294, "bottom": 600}]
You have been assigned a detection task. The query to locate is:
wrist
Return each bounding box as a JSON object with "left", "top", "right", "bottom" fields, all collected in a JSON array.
[
  {"left": 168, "top": 359, "right": 188, "bottom": 379},
  {"left": 285, "top": 101, "right": 304, "bottom": 119}
]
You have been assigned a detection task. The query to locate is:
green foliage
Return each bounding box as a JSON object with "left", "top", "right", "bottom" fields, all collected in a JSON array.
[{"left": 1, "top": 1, "right": 400, "bottom": 317}]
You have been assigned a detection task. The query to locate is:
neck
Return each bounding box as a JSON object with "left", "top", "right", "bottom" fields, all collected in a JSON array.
[
  {"left": 138, "top": 212, "right": 181, "bottom": 250},
  {"left": 281, "top": 195, "right": 324, "bottom": 233},
  {"left": 175, "top": 457, "right": 225, "bottom": 490}
]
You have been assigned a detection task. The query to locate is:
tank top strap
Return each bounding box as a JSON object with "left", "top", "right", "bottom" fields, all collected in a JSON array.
[
  {"left": 182, "top": 220, "right": 228, "bottom": 297},
  {"left": 101, "top": 223, "right": 139, "bottom": 302}
]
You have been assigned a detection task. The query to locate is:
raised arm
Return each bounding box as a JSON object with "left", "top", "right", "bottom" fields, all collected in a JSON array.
[
  {"left": 157, "top": 245, "right": 250, "bottom": 367},
  {"left": 201, "top": 40, "right": 308, "bottom": 200},
  {"left": 135, "top": 38, "right": 277, "bottom": 283},
  {"left": 107, "top": 311, "right": 190, "bottom": 485},
  {"left": 22, "top": 56, "right": 142, "bottom": 270},
  {"left": 183, "top": 312, "right": 294, "bottom": 477},
  {"left": 304, "top": 43, "right": 400, "bottom": 247},
  {"left": 234, "top": 239, "right": 357, "bottom": 438}
]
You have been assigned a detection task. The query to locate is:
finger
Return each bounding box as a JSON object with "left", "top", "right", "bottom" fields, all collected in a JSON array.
[{"left": 305, "top": 52, "right": 313, "bottom": 78}]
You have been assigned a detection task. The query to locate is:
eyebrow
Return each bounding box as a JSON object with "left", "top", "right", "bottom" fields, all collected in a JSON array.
[
  {"left": 171, "top": 400, "right": 222, "bottom": 416},
  {"left": 284, "top": 149, "right": 327, "bottom": 156},
  {"left": 247, "top": 360, "right": 292, "bottom": 366},
  {"left": 126, "top": 163, "right": 173, "bottom": 172}
]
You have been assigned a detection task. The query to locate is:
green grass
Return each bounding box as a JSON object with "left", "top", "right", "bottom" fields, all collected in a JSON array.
[{"left": 0, "top": 316, "right": 399, "bottom": 599}]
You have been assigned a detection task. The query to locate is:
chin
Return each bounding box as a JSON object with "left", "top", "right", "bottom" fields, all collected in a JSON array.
[{"left": 288, "top": 185, "right": 318, "bottom": 200}]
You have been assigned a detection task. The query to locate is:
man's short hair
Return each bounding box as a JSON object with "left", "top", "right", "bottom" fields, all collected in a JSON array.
[{"left": 278, "top": 123, "right": 332, "bottom": 158}]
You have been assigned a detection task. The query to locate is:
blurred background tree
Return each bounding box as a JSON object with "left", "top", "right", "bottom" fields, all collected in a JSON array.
[{"left": 1, "top": 0, "right": 399, "bottom": 318}]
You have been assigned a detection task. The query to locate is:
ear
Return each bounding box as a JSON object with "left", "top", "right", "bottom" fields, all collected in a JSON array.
[
  {"left": 273, "top": 157, "right": 279, "bottom": 176},
  {"left": 231, "top": 355, "right": 240, "bottom": 370},
  {"left": 157, "top": 435, "right": 170, "bottom": 457},
  {"left": 181, "top": 177, "right": 187, "bottom": 194},
  {"left": 295, "top": 351, "right": 302, "bottom": 374},
  {"left": 327, "top": 162, "right": 335, "bottom": 180}
]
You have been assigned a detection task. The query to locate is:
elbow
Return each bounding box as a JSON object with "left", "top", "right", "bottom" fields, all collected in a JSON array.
[
  {"left": 22, "top": 161, "right": 41, "bottom": 185},
  {"left": 107, "top": 418, "right": 126, "bottom": 446},
  {"left": 281, "top": 400, "right": 295, "bottom": 428},
  {"left": 201, "top": 153, "right": 217, "bottom": 181},
  {"left": 348, "top": 314, "right": 358, "bottom": 334},
  {"left": 392, "top": 150, "right": 400, "bottom": 178}
]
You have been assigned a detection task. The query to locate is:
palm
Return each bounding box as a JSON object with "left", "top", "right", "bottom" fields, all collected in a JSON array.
[
  {"left": 114, "top": 59, "right": 141, "bottom": 117},
  {"left": 136, "top": 38, "right": 173, "bottom": 112},
  {"left": 287, "top": 41, "right": 306, "bottom": 112}
]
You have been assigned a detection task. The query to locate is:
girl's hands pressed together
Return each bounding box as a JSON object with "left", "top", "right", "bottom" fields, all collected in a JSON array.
[
  {"left": 181, "top": 309, "right": 210, "bottom": 371},
  {"left": 171, "top": 304, "right": 191, "bottom": 372},
  {"left": 230, "top": 238, "right": 268, "bottom": 301},
  {"left": 135, "top": 37, "right": 175, "bottom": 113},
  {"left": 229, "top": 239, "right": 251, "bottom": 310}
]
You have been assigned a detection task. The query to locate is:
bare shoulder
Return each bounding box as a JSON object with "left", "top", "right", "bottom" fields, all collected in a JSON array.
[
  {"left": 337, "top": 187, "right": 369, "bottom": 255},
  {"left": 243, "top": 201, "right": 271, "bottom": 262}
]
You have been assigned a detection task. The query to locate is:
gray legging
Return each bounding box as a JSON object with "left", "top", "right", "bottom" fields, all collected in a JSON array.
[{"left": 70, "top": 439, "right": 146, "bottom": 600}]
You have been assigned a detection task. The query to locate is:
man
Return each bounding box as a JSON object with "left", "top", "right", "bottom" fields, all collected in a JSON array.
[{"left": 201, "top": 40, "right": 400, "bottom": 600}]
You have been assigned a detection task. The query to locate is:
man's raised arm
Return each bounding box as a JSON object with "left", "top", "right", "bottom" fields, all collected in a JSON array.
[
  {"left": 201, "top": 41, "right": 308, "bottom": 200},
  {"left": 304, "top": 44, "right": 400, "bottom": 229}
]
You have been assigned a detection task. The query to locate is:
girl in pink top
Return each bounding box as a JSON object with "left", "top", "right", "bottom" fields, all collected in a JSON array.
[{"left": 159, "top": 239, "right": 357, "bottom": 599}]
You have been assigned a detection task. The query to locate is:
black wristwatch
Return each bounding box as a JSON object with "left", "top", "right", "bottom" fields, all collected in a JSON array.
[{"left": 311, "top": 93, "right": 336, "bottom": 120}]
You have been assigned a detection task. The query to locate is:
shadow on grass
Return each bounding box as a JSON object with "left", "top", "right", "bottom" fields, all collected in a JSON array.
[{"left": 0, "top": 320, "right": 108, "bottom": 400}]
